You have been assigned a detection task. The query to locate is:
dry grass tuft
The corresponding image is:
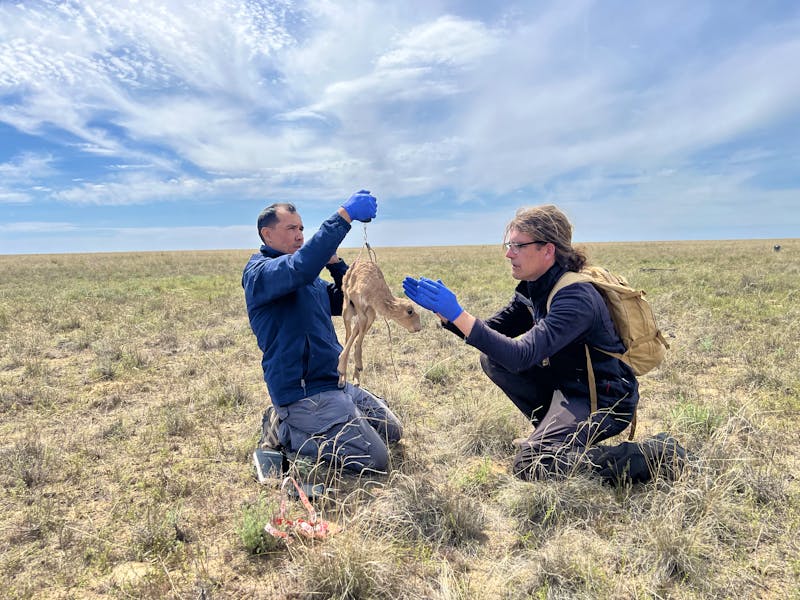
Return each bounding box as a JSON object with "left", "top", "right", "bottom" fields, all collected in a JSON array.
[
  {"left": 364, "top": 471, "right": 488, "bottom": 548},
  {"left": 499, "top": 476, "right": 624, "bottom": 541},
  {"left": 448, "top": 393, "right": 527, "bottom": 457},
  {"left": 284, "top": 528, "right": 420, "bottom": 600},
  {"left": 1, "top": 437, "right": 52, "bottom": 489},
  {"left": 502, "top": 527, "right": 619, "bottom": 599}
]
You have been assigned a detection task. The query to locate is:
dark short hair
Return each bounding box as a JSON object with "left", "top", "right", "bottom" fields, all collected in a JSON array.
[{"left": 257, "top": 203, "right": 296, "bottom": 243}]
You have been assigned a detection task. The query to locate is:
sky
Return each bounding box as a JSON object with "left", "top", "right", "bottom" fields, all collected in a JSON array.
[{"left": 1, "top": 0, "right": 799, "bottom": 254}]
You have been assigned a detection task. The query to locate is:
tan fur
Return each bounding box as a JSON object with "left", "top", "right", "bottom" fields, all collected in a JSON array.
[{"left": 337, "top": 258, "right": 421, "bottom": 387}]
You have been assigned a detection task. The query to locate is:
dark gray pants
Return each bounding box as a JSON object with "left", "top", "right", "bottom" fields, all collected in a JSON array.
[
  {"left": 479, "top": 354, "right": 633, "bottom": 480},
  {"left": 512, "top": 389, "right": 634, "bottom": 479},
  {"left": 275, "top": 383, "right": 402, "bottom": 474}
]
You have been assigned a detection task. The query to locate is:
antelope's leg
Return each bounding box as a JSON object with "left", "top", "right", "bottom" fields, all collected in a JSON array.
[
  {"left": 352, "top": 312, "right": 375, "bottom": 387},
  {"left": 337, "top": 302, "right": 358, "bottom": 388},
  {"left": 342, "top": 294, "right": 354, "bottom": 342}
]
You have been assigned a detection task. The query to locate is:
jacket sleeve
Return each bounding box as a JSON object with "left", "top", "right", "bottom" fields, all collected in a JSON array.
[
  {"left": 242, "top": 213, "right": 351, "bottom": 309},
  {"left": 325, "top": 258, "right": 348, "bottom": 316},
  {"left": 465, "top": 284, "right": 595, "bottom": 372},
  {"left": 483, "top": 290, "right": 535, "bottom": 337},
  {"left": 441, "top": 319, "right": 465, "bottom": 339},
  {"left": 441, "top": 286, "right": 533, "bottom": 340}
]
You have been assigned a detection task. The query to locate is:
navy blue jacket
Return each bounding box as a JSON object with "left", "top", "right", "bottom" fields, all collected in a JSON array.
[
  {"left": 242, "top": 212, "right": 351, "bottom": 406},
  {"left": 461, "top": 264, "right": 639, "bottom": 413}
]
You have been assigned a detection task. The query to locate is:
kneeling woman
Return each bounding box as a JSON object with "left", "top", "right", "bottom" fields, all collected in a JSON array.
[{"left": 403, "top": 205, "right": 638, "bottom": 480}]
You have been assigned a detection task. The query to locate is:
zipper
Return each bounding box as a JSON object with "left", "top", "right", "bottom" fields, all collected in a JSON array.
[{"left": 301, "top": 335, "right": 310, "bottom": 396}]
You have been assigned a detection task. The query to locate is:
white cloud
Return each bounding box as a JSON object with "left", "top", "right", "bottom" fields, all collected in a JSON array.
[
  {"left": 0, "top": 153, "right": 56, "bottom": 181},
  {"left": 0, "top": 154, "right": 55, "bottom": 202},
  {"left": 0, "top": 221, "right": 78, "bottom": 233},
  {"left": 375, "top": 15, "right": 498, "bottom": 69},
  {"left": 0, "top": 190, "right": 32, "bottom": 204},
  {"left": 52, "top": 172, "right": 230, "bottom": 205}
]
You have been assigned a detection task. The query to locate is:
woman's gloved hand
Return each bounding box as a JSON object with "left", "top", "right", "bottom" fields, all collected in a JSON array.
[{"left": 403, "top": 276, "right": 463, "bottom": 322}]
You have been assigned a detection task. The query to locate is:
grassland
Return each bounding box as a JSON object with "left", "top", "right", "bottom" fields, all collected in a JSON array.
[{"left": 0, "top": 240, "right": 798, "bottom": 599}]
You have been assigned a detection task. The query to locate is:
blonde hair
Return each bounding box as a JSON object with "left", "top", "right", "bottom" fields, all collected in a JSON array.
[{"left": 506, "top": 204, "right": 588, "bottom": 271}]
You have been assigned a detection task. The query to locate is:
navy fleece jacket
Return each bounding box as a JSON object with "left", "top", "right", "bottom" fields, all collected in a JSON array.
[
  {"left": 242, "top": 212, "right": 351, "bottom": 406},
  {"left": 450, "top": 264, "right": 638, "bottom": 413}
]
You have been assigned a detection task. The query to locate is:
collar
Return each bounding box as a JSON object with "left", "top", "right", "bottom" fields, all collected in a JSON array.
[
  {"left": 524, "top": 263, "right": 568, "bottom": 306},
  {"left": 260, "top": 244, "right": 284, "bottom": 258}
]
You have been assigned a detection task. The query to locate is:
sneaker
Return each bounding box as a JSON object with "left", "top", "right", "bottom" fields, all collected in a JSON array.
[{"left": 259, "top": 406, "right": 282, "bottom": 450}]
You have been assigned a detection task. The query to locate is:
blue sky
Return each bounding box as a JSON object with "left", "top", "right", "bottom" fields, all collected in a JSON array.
[{"left": 1, "top": 0, "right": 799, "bottom": 254}]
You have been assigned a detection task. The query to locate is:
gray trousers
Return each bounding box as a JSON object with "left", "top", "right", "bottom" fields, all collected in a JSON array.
[
  {"left": 275, "top": 383, "right": 403, "bottom": 474},
  {"left": 479, "top": 354, "right": 633, "bottom": 480},
  {"left": 513, "top": 392, "right": 687, "bottom": 484},
  {"left": 512, "top": 389, "right": 632, "bottom": 479}
]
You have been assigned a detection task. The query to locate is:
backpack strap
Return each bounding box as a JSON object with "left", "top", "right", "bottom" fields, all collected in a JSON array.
[
  {"left": 546, "top": 271, "right": 592, "bottom": 310},
  {"left": 547, "top": 271, "right": 637, "bottom": 440},
  {"left": 547, "top": 271, "right": 599, "bottom": 414},
  {"left": 583, "top": 344, "right": 597, "bottom": 414}
]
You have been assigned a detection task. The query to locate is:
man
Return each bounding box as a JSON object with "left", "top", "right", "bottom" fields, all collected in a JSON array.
[
  {"left": 403, "top": 205, "right": 686, "bottom": 484},
  {"left": 243, "top": 190, "right": 403, "bottom": 474}
]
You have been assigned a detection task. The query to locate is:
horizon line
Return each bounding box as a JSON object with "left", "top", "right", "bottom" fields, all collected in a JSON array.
[{"left": 1, "top": 237, "right": 796, "bottom": 258}]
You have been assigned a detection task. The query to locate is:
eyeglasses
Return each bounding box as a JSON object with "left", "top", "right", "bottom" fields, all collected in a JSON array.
[{"left": 503, "top": 240, "right": 547, "bottom": 255}]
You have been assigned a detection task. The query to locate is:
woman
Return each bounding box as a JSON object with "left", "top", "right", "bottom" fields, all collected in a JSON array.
[{"left": 404, "top": 205, "right": 683, "bottom": 482}]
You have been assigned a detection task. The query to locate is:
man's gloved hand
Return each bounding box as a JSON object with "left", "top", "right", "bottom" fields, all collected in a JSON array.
[
  {"left": 403, "top": 276, "right": 463, "bottom": 322},
  {"left": 341, "top": 189, "right": 377, "bottom": 222}
]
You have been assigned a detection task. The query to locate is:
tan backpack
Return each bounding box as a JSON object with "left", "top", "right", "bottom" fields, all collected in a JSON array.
[{"left": 546, "top": 266, "right": 669, "bottom": 438}]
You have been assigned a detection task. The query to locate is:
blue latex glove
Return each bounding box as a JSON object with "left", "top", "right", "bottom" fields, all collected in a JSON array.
[
  {"left": 403, "top": 276, "right": 432, "bottom": 312},
  {"left": 341, "top": 189, "right": 377, "bottom": 222},
  {"left": 402, "top": 276, "right": 421, "bottom": 303},
  {"left": 403, "top": 276, "right": 463, "bottom": 322}
]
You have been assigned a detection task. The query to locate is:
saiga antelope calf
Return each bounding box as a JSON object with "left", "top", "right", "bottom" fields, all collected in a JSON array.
[{"left": 338, "top": 258, "right": 421, "bottom": 387}]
